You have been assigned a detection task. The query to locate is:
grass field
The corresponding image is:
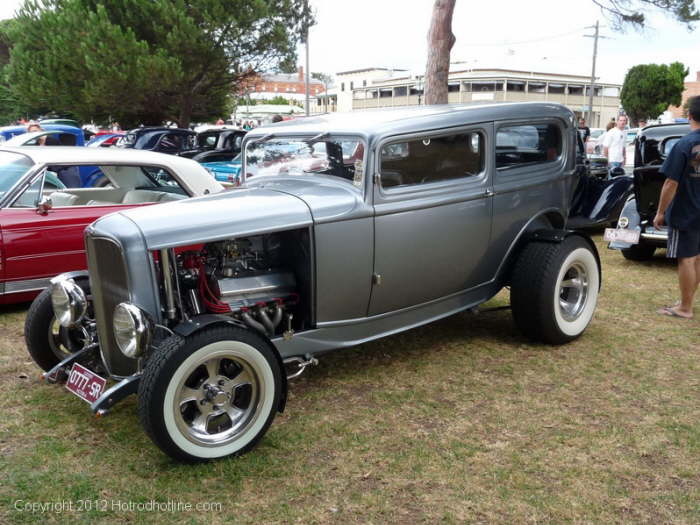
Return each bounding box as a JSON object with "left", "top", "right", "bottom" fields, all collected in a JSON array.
[{"left": 1, "top": 234, "right": 698, "bottom": 524}]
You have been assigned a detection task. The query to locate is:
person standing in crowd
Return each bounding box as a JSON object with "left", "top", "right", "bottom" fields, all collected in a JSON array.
[
  {"left": 601, "top": 114, "right": 628, "bottom": 176},
  {"left": 654, "top": 96, "right": 700, "bottom": 319},
  {"left": 215, "top": 118, "right": 224, "bottom": 125},
  {"left": 578, "top": 117, "right": 590, "bottom": 143}
]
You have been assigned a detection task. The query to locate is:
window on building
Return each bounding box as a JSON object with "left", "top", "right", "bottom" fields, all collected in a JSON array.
[
  {"left": 506, "top": 81, "right": 525, "bottom": 92},
  {"left": 363, "top": 80, "right": 367, "bottom": 87},
  {"left": 341, "top": 82, "right": 345, "bottom": 92},
  {"left": 462, "top": 82, "right": 472, "bottom": 92},
  {"left": 586, "top": 85, "right": 604, "bottom": 97},
  {"left": 394, "top": 86, "right": 408, "bottom": 96},
  {"left": 472, "top": 81, "right": 503, "bottom": 92},
  {"left": 528, "top": 82, "right": 546, "bottom": 93},
  {"left": 350, "top": 81, "right": 354, "bottom": 90},
  {"left": 380, "top": 131, "right": 485, "bottom": 189},
  {"left": 379, "top": 88, "right": 392, "bottom": 98},
  {"left": 409, "top": 85, "right": 423, "bottom": 96},
  {"left": 548, "top": 83, "right": 565, "bottom": 94},
  {"left": 568, "top": 84, "right": 584, "bottom": 95},
  {"left": 496, "top": 123, "right": 562, "bottom": 169},
  {"left": 448, "top": 82, "right": 460, "bottom": 92}
]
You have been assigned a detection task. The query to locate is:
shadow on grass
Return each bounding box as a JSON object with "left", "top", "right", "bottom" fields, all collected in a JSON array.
[{"left": 0, "top": 301, "right": 30, "bottom": 316}]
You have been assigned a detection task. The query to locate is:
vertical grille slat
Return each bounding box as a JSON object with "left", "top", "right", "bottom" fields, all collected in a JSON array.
[{"left": 86, "top": 235, "right": 138, "bottom": 377}]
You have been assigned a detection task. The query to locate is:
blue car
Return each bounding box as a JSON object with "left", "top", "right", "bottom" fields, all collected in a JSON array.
[
  {"left": 0, "top": 125, "right": 107, "bottom": 187},
  {"left": 201, "top": 155, "right": 243, "bottom": 184}
]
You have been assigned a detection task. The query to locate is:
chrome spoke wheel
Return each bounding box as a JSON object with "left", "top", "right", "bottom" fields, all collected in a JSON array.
[
  {"left": 47, "top": 317, "right": 90, "bottom": 361},
  {"left": 558, "top": 262, "right": 589, "bottom": 322},
  {"left": 174, "top": 351, "right": 261, "bottom": 447}
]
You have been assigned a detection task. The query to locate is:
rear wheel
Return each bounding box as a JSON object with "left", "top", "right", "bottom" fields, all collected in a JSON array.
[
  {"left": 138, "top": 326, "right": 282, "bottom": 462},
  {"left": 511, "top": 236, "right": 600, "bottom": 344},
  {"left": 621, "top": 242, "right": 656, "bottom": 261}
]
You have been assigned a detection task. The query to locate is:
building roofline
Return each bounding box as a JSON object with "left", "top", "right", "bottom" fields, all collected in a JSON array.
[{"left": 336, "top": 67, "right": 408, "bottom": 76}]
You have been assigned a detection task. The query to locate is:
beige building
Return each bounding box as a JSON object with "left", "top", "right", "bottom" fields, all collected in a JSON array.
[
  {"left": 349, "top": 68, "right": 621, "bottom": 127},
  {"left": 314, "top": 67, "right": 408, "bottom": 113}
]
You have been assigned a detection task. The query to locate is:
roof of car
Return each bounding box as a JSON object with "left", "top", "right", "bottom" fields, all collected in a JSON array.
[
  {"left": 126, "top": 127, "right": 196, "bottom": 134},
  {"left": 0, "top": 145, "right": 203, "bottom": 168},
  {"left": 639, "top": 123, "right": 690, "bottom": 140},
  {"left": 245, "top": 102, "right": 575, "bottom": 141}
]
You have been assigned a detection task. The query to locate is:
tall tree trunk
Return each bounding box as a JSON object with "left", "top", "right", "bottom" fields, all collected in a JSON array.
[
  {"left": 178, "top": 96, "right": 193, "bottom": 129},
  {"left": 424, "top": 0, "right": 456, "bottom": 105}
]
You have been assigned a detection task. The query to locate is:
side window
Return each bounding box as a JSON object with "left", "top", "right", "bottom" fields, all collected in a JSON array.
[
  {"left": 496, "top": 123, "right": 562, "bottom": 169},
  {"left": 12, "top": 174, "right": 44, "bottom": 208},
  {"left": 380, "top": 132, "right": 484, "bottom": 189}
]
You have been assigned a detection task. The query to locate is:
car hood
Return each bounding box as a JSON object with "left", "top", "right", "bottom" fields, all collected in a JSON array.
[
  {"left": 109, "top": 187, "right": 313, "bottom": 250},
  {"left": 245, "top": 176, "right": 364, "bottom": 223}
]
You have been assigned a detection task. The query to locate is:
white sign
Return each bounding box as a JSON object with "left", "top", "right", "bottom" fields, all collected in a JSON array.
[{"left": 472, "top": 93, "right": 494, "bottom": 101}]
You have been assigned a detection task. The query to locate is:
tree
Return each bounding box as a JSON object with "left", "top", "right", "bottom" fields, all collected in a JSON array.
[
  {"left": 7, "top": 0, "right": 313, "bottom": 127},
  {"left": 423, "top": 0, "right": 698, "bottom": 105},
  {"left": 423, "top": 0, "right": 455, "bottom": 105},
  {"left": 311, "top": 71, "right": 332, "bottom": 111},
  {"left": 620, "top": 62, "right": 688, "bottom": 124}
]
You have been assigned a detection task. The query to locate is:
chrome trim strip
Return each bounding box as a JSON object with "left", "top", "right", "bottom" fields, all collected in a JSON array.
[
  {"left": 3, "top": 277, "right": 51, "bottom": 294},
  {"left": 641, "top": 232, "right": 668, "bottom": 241}
]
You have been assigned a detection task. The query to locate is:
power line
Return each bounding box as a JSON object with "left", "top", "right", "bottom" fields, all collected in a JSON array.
[{"left": 457, "top": 27, "right": 586, "bottom": 48}]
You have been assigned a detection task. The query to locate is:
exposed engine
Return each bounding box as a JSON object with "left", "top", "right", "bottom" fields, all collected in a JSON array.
[{"left": 160, "top": 232, "right": 306, "bottom": 338}]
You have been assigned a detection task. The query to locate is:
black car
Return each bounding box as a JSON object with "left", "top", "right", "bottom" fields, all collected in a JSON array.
[
  {"left": 116, "top": 127, "right": 198, "bottom": 155},
  {"left": 183, "top": 128, "right": 247, "bottom": 162},
  {"left": 607, "top": 123, "right": 689, "bottom": 260}
]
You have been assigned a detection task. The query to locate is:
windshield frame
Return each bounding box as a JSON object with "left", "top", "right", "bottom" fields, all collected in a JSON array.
[
  {"left": 241, "top": 133, "right": 367, "bottom": 191},
  {"left": 0, "top": 150, "right": 41, "bottom": 208}
]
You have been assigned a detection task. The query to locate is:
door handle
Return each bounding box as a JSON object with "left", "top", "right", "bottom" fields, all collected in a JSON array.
[{"left": 484, "top": 189, "right": 494, "bottom": 197}]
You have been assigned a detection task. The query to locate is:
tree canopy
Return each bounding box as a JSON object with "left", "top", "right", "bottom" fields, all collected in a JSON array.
[
  {"left": 5, "top": 0, "right": 312, "bottom": 127},
  {"left": 593, "top": 0, "right": 699, "bottom": 30},
  {"left": 620, "top": 62, "right": 688, "bottom": 124}
]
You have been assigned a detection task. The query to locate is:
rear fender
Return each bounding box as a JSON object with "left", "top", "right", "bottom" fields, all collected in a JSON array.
[{"left": 608, "top": 197, "right": 641, "bottom": 250}]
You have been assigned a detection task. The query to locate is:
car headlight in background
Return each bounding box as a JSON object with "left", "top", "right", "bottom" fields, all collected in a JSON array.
[
  {"left": 51, "top": 279, "right": 87, "bottom": 327},
  {"left": 113, "top": 303, "right": 152, "bottom": 358}
]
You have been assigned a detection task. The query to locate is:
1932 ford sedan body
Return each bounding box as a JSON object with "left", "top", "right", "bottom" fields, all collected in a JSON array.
[{"left": 27, "top": 103, "right": 602, "bottom": 461}]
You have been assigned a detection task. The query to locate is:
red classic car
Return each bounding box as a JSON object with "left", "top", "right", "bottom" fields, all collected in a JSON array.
[{"left": 0, "top": 146, "right": 223, "bottom": 305}]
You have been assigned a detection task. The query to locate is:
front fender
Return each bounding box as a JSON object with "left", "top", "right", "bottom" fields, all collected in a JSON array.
[
  {"left": 568, "top": 175, "right": 633, "bottom": 228},
  {"left": 608, "top": 197, "right": 641, "bottom": 250}
]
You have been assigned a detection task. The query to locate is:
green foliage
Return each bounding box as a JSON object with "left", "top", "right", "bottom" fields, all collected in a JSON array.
[
  {"left": 620, "top": 62, "right": 688, "bottom": 125},
  {"left": 267, "top": 95, "right": 292, "bottom": 105},
  {"left": 595, "top": 0, "right": 700, "bottom": 30},
  {"left": 6, "top": 0, "right": 313, "bottom": 127}
]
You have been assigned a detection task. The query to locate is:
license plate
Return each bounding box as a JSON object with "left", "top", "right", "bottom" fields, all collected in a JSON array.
[
  {"left": 66, "top": 363, "right": 106, "bottom": 404},
  {"left": 604, "top": 228, "right": 640, "bottom": 244}
]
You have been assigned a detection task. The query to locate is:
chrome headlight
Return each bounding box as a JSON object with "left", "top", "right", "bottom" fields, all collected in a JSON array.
[
  {"left": 50, "top": 279, "right": 87, "bottom": 327},
  {"left": 113, "top": 303, "right": 152, "bottom": 358}
]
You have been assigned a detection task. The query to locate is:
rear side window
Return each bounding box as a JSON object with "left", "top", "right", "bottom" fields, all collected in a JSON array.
[
  {"left": 496, "top": 123, "right": 562, "bottom": 169},
  {"left": 380, "top": 131, "right": 484, "bottom": 188}
]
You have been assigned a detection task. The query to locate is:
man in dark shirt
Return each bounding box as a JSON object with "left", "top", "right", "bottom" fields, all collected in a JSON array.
[
  {"left": 654, "top": 95, "right": 700, "bottom": 318},
  {"left": 578, "top": 117, "right": 590, "bottom": 144}
]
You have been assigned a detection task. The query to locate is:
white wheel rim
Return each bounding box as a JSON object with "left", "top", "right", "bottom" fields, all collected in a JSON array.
[
  {"left": 553, "top": 247, "right": 599, "bottom": 337},
  {"left": 163, "top": 341, "right": 275, "bottom": 458}
]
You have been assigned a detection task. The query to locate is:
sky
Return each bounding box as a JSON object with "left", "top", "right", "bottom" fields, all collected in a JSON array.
[{"left": 1, "top": 0, "right": 698, "bottom": 85}]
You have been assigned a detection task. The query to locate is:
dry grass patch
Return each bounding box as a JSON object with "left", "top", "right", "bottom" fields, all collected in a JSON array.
[{"left": 1, "top": 234, "right": 699, "bottom": 524}]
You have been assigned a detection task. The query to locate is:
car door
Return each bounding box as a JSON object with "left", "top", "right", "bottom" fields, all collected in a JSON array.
[{"left": 368, "top": 125, "right": 493, "bottom": 316}]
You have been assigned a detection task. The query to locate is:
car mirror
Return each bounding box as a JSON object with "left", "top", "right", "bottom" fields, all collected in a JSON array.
[{"left": 36, "top": 195, "right": 52, "bottom": 215}]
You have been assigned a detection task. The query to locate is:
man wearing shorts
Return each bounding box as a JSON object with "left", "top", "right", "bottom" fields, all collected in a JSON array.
[{"left": 654, "top": 95, "right": 700, "bottom": 318}]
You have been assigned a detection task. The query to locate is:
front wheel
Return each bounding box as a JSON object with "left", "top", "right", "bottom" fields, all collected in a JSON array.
[
  {"left": 511, "top": 236, "right": 600, "bottom": 344},
  {"left": 138, "top": 326, "right": 282, "bottom": 462},
  {"left": 24, "top": 280, "right": 92, "bottom": 371}
]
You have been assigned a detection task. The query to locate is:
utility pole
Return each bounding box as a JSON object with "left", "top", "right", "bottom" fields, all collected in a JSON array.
[
  {"left": 584, "top": 21, "right": 610, "bottom": 127},
  {"left": 305, "top": 27, "right": 310, "bottom": 117}
]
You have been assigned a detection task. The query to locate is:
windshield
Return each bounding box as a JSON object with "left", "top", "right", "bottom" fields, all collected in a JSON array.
[
  {"left": 0, "top": 152, "right": 35, "bottom": 201},
  {"left": 244, "top": 137, "right": 366, "bottom": 187}
]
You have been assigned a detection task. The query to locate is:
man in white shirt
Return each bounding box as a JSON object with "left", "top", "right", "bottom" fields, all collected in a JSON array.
[{"left": 601, "top": 115, "right": 628, "bottom": 177}]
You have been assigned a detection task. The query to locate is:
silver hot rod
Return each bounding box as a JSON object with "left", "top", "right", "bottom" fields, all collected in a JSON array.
[{"left": 26, "top": 103, "right": 601, "bottom": 461}]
